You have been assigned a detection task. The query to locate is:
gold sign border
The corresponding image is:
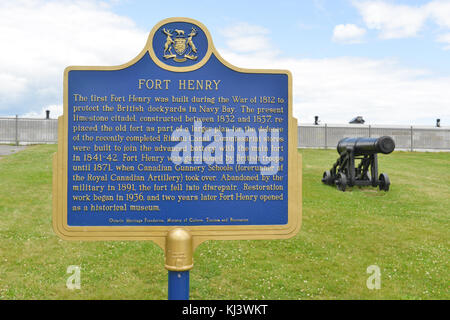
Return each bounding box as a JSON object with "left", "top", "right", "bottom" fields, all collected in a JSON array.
[{"left": 53, "top": 17, "right": 302, "bottom": 250}]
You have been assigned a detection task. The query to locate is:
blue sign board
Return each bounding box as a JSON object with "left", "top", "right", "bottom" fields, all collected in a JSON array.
[{"left": 54, "top": 17, "right": 301, "bottom": 241}]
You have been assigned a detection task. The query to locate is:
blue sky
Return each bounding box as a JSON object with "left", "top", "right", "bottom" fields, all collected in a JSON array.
[
  {"left": 0, "top": 0, "right": 449, "bottom": 125},
  {"left": 104, "top": 0, "right": 450, "bottom": 73}
]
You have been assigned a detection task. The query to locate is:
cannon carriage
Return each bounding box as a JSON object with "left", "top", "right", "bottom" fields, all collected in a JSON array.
[{"left": 322, "top": 136, "right": 395, "bottom": 191}]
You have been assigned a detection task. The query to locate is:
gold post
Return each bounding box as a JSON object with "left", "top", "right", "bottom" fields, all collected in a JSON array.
[{"left": 164, "top": 228, "right": 194, "bottom": 271}]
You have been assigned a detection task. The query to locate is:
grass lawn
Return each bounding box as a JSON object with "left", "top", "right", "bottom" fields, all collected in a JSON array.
[{"left": 0, "top": 145, "right": 448, "bottom": 299}]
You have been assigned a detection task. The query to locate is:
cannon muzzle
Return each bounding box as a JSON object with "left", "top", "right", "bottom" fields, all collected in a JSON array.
[{"left": 337, "top": 136, "right": 395, "bottom": 155}]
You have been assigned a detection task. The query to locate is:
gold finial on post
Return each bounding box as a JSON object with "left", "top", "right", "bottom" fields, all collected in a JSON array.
[{"left": 164, "top": 228, "right": 194, "bottom": 272}]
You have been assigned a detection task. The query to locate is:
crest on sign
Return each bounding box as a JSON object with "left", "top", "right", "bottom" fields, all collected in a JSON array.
[{"left": 162, "top": 27, "right": 198, "bottom": 62}]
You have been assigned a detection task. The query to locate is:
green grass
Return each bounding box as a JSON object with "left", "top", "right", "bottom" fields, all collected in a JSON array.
[{"left": 0, "top": 145, "right": 448, "bottom": 299}]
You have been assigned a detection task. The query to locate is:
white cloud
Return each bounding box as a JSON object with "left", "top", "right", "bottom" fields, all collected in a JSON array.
[
  {"left": 436, "top": 33, "right": 450, "bottom": 50},
  {"left": 426, "top": 0, "right": 450, "bottom": 28},
  {"left": 332, "top": 24, "right": 366, "bottom": 43},
  {"left": 220, "top": 22, "right": 273, "bottom": 53},
  {"left": 22, "top": 104, "right": 62, "bottom": 119},
  {"left": 353, "top": 0, "right": 450, "bottom": 47},
  {"left": 0, "top": 0, "right": 147, "bottom": 116},
  {"left": 354, "top": 1, "right": 428, "bottom": 39},
  {"left": 0, "top": 73, "right": 28, "bottom": 104}
]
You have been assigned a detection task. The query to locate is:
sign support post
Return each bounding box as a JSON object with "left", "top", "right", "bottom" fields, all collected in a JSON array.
[
  {"left": 165, "top": 228, "right": 193, "bottom": 300},
  {"left": 168, "top": 271, "right": 190, "bottom": 300}
]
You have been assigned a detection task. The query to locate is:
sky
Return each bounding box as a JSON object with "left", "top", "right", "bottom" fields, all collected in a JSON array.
[{"left": 0, "top": 0, "right": 449, "bottom": 126}]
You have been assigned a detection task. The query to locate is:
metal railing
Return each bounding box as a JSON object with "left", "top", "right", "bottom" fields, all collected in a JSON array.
[
  {"left": 1, "top": 117, "right": 449, "bottom": 151},
  {"left": 298, "top": 124, "right": 450, "bottom": 151},
  {"left": 0, "top": 116, "right": 58, "bottom": 145}
]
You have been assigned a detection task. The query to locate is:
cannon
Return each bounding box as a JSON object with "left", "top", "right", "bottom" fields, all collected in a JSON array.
[{"left": 322, "top": 136, "right": 395, "bottom": 191}]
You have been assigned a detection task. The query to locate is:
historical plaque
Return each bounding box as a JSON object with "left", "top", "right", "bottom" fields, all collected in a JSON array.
[{"left": 53, "top": 17, "right": 302, "bottom": 250}]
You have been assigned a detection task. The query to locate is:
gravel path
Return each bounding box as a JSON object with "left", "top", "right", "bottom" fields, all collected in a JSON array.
[{"left": 0, "top": 145, "right": 27, "bottom": 159}]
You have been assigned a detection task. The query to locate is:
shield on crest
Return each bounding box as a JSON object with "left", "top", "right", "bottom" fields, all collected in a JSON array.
[{"left": 174, "top": 37, "right": 187, "bottom": 55}]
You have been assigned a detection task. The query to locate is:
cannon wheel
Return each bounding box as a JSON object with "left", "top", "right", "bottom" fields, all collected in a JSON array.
[
  {"left": 322, "top": 170, "right": 333, "bottom": 185},
  {"left": 378, "top": 173, "right": 390, "bottom": 191},
  {"left": 336, "top": 172, "right": 347, "bottom": 192}
]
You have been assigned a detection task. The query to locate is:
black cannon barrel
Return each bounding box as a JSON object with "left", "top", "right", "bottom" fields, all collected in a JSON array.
[{"left": 337, "top": 136, "right": 395, "bottom": 155}]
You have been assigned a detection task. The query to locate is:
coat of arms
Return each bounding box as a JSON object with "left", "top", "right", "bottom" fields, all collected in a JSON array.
[{"left": 162, "top": 27, "right": 198, "bottom": 62}]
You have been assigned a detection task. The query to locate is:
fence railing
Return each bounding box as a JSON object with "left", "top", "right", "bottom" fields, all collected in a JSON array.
[
  {"left": 298, "top": 124, "right": 450, "bottom": 151},
  {"left": 1, "top": 117, "right": 449, "bottom": 151},
  {"left": 0, "top": 116, "right": 58, "bottom": 145}
]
